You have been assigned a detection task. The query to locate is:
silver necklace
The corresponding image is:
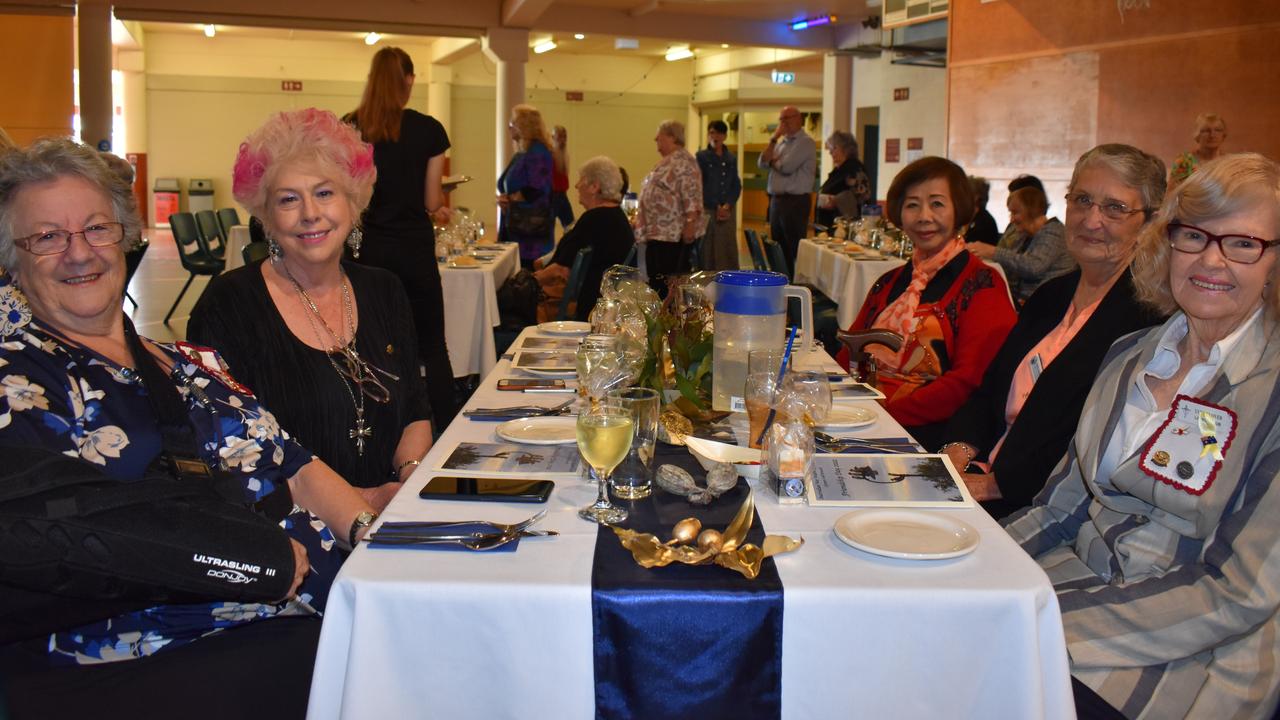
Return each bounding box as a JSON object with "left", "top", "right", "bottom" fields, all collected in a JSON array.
[{"left": 281, "top": 263, "right": 374, "bottom": 455}]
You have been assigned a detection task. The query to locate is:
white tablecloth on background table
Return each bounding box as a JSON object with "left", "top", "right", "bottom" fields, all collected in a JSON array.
[
  {"left": 794, "top": 239, "right": 1013, "bottom": 329},
  {"left": 440, "top": 243, "right": 520, "bottom": 377},
  {"left": 308, "top": 328, "right": 1074, "bottom": 719},
  {"left": 225, "top": 225, "right": 251, "bottom": 272}
]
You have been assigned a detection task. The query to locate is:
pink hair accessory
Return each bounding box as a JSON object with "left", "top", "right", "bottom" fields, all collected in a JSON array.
[
  {"left": 232, "top": 142, "right": 270, "bottom": 200},
  {"left": 348, "top": 144, "right": 376, "bottom": 180}
]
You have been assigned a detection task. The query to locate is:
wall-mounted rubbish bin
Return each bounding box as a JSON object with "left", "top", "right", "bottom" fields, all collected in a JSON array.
[
  {"left": 188, "top": 178, "right": 214, "bottom": 214},
  {"left": 153, "top": 177, "right": 181, "bottom": 228}
]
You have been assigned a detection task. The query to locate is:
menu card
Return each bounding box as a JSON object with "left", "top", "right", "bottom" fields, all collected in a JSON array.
[
  {"left": 806, "top": 454, "right": 973, "bottom": 508},
  {"left": 440, "top": 442, "right": 582, "bottom": 476}
]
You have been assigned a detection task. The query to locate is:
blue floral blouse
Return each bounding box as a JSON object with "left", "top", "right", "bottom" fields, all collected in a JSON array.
[{"left": 0, "top": 280, "right": 341, "bottom": 666}]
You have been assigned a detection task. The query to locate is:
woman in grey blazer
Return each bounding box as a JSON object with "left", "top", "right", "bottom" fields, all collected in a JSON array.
[{"left": 1003, "top": 153, "right": 1280, "bottom": 719}]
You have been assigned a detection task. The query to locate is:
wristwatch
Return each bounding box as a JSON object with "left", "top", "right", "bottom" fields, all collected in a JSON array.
[{"left": 348, "top": 510, "right": 378, "bottom": 547}]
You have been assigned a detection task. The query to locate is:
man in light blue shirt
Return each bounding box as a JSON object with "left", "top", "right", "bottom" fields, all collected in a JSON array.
[{"left": 757, "top": 105, "right": 816, "bottom": 277}]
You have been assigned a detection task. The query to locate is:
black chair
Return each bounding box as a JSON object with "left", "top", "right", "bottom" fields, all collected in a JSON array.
[
  {"left": 241, "top": 241, "right": 271, "bottom": 266},
  {"left": 622, "top": 244, "right": 638, "bottom": 267},
  {"left": 763, "top": 238, "right": 789, "bottom": 277},
  {"left": 557, "top": 247, "right": 593, "bottom": 321},
  {"left": 122, "top": 237, "right": 150, "bottom": 309},
  {"left": 744, "top": 229, "right": 768, "bottom": 271},
  {"left": 216, "top": 207, "right": 241, "bottom": 240},
  {"left": 195, "top": 210, "right": 226, "bottom": 259},
  {"left": 164, "top": 212, "right": 224, "bottom": 325}
]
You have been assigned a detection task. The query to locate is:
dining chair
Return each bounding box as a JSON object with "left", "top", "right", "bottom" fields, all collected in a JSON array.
[
  {"left": 557, "top": 246, "right": 593, "bottom": 321},
  {"left": 241, "top": 241, "right": 271, "bottom": 266},
  {"left": 122, "top": 237, "right": 150, "bottom": 309},
  {"left": 744, "top": 229, "right": 768, "bottom": 271},
  {"left": 216, "top": 207, "right": 241, "bottom": 240},
  {"left": 195, "top": 210, "right": 226, "bottom": 259},
  {"left": 622, "top": 244, "right": 637, "bottom": 267},
  {"left": 763, "top": 238, "right": 789, "bottom": 277},
  {"left": 164, "top": 212, "right": 224, "bottom": 325}
]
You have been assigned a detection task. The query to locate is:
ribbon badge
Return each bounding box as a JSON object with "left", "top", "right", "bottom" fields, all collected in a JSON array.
[{"left": 1198, "top": 410, "right": 1223, "bottom": 461}]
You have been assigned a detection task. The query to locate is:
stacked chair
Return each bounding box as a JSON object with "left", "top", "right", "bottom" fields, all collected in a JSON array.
[{"left": 163, "top": 212, "right": 224, "bottom": 325}]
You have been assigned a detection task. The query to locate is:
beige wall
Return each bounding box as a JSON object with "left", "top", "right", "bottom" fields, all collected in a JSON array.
[
  {"left": 0, "top": 14, "right": 74, "bottom": 146},
  {"left": 854, "top": 54, "right": 947, "bottom": 203}
]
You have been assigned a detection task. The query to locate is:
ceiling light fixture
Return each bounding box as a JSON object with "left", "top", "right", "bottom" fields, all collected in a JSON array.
[
  {"left": 203, "top": 24, "right": 216, "bottom": 38},
  {"left": 574, "top": 33, "right": 585, "bottom": 40},
  {"left": 364, "top": 32, "right": 381, "bottom": 45},
  {"left": 791, "top": 14, "right": 836, "bottom": 30},
  {"left": 721, "top": 43, "right": 730, "bottom": 49},
  {"left": 665, "top": 46, "right": 694, "bottom": 62},
  {"left": 533, "top": 39, "right": 557, "bottom": 54}
]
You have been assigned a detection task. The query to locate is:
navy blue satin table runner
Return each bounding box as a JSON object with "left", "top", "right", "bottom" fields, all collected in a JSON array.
[{"left": 591, "top": 445, "right": 784, "bottom": 720}]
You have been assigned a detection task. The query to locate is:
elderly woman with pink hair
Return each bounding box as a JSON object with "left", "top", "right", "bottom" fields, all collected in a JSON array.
[{"left": 190, "top": 108, "right": 432, "bottom": 512}]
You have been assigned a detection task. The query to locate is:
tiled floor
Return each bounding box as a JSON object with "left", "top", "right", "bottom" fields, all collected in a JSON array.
[{"left": 126, "top": 228, "right": 205, "bottom": 343}]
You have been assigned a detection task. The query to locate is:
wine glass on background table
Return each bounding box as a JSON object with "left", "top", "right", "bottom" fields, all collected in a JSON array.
[{"left": 577, "top": 402, "right": 635, "bottom": 524}]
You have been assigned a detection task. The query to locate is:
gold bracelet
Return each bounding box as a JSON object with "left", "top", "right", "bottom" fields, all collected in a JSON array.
[{"left": 396, "top": 459, "right": 421, "bottom": 478}]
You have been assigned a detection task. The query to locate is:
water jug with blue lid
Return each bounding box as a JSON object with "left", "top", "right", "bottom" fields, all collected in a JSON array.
[{"left": 711, "top": 270, "right": 812, "bottom": 411}]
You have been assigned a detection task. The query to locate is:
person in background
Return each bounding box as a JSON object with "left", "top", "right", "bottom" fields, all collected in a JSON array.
[
  {"left": 695, "top": 119, "right": 742, "bottom": 271},
  {"left": 1003, "top": 153, "right": 1280, "bottom": 719},
  {"left": 633, "top": 119, "right": 703, "bottom": 296},
  {"left": 757, "top": 105, "right": 816, "bottom": 276},
  {"left": 965, "top": 176, "right": 1000, "bottom": 245},
  {"left": 941, "top": 144, "right": 1168, "bottom": 519},
  {"left": 190, "top": 108, "right": 431, "bottom": 513},
  {"left": 533, "top": 156, "right": 633, "bottom": 321},
  {"left": 340, "top": 46, "right": 456, "bottom": 428},
  {"left": 0, "top": 136, "right": 374, "bottom": 719},
  {"left": 498, "top": 104, "right": 555, "bottom": 269},
  {"left": 996, "top": 174, "right": 1046, "bottom": 250},
  {"left": 815, "top": 130, "right": 870, "bottom": 229},
  {"left": 1169, "top": 111, "right": 1227, "bottom": 188},
  {"left": 550, "top": 125, "right": 574, "bottom": 232},
  {"left": 968, "top": 184, "right": 1073, "bottom": 304},
  {"left": 0, "top": 127, "right": 16, "bottom": 154},
  {"left": 837, "top": 156, "right": 1017, "bottom": 449}
]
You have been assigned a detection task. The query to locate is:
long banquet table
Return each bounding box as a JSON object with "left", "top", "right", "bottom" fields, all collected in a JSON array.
[
  {"left": 307, "top": 326, "right": 1074, "bottom": 719},
  {"left": 439, "top": 242, "right": 520, "bottom": 377}
]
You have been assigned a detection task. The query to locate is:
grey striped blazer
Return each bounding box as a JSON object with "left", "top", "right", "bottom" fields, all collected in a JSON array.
[{"left": 1004, "top": 311, "right": 1280, "bottom": 719}]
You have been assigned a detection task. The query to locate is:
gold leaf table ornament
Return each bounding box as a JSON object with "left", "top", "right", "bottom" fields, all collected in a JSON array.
[{"left": 610, "top": 492, "right": 803, "bottom": 580}]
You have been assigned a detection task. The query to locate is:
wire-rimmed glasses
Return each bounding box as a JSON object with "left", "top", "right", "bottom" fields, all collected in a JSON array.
[
  {"left": 1064, "top": 193, "right": 1145, "bottom": 222},
  {"left": 15, "top": 222, "right": 125, "bottom": 255}
]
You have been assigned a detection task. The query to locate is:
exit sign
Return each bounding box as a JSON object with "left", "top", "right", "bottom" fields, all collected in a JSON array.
[
  {"left": 565, "top": 91, "right": 584, "bottom": 102},
  {"left": 893, "top": 87, "right": 909, "bottom": 101},
  {"left": 281, "top": 80, "right": 303, "bottom": 92},
  {"left": 771, "top": 70, "right": 796, "bottom": 84}
]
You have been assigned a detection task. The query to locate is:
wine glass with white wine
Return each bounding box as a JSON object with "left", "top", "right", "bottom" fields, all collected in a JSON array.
[{"left": 577, "top": 401, "right": 634, "bottom": 524}]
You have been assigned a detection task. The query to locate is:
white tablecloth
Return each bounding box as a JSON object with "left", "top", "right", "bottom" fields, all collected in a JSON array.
[
  {"left": 794, "top": 239, "right": 1013, "bottom": 329},
  {"left": 308, "top": 330, "right": 1074, "bottom": 719},
  {"left": 441, "top": 243, "right": 519, "bottom": 377},
  {"left": 225, "top": 225, "right": 251, "bottom": 271}
]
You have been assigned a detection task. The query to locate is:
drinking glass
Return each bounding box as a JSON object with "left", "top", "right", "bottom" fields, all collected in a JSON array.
[
  {"left": 577, "top": 402, "right": 635, "bottom": 524},
  {"left": 748, "top": 348, "right": 788, "bottom": 378},
  {"left": 781, "top": 370, "right": 832, "bottom": 426},
  {"left": 745, "top": 371, "right": 782, "bottom": 449},
  {"left": 606, "top": 387, "right": 660, "bottom": 499}
]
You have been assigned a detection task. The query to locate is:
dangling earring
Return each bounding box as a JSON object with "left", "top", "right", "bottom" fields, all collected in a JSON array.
[
  {"left": 267, "top": 235, "right": 283, "bottom": 263},
  {"left": 346, "top": 226, "right": 363, "bottom": 259}
]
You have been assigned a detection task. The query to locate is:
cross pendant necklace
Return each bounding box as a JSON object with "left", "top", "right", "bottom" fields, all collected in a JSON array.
[{"left": 350, "top": 406, "right": 373, "bottom": 455}]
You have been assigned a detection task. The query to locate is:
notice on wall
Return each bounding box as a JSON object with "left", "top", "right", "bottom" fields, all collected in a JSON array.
[
  {"left": 906, "top": 137, "right": 924, "bottom": 162},
  {"left": 893, "top": 87, "right": 910, "bottom": 101},
  {"left": 885, "top": 138, "right": 901, "bottom": 163}
]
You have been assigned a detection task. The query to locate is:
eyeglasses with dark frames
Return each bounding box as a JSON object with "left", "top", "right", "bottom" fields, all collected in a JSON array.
[
  {"left": 15, "top": 222, "right": 125, "bottom": 256},
  {"left": 1064, "top": 192, "right": 1145, "bottom": 222},
  {"left": 1167, "top": 222, "right": 1280, "bottom": 265}
]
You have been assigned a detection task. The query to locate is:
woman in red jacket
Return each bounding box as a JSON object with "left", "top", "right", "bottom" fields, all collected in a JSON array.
[{"left": 838, "top": 156, "right": 1017, "bottom": 448}]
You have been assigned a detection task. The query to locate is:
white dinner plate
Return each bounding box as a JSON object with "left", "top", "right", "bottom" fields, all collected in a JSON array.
[
  {"left": 817, "top": 405, "right": 878, "bottom": 428},
  {"left": 834, "top": 509, "right": 979, "bottom": 560},
  {"left": 496, "top": 416, "right": 579, "bottom": 445},
  {"left": 537, "top": 321, "right": 592, "bottom": 336}
]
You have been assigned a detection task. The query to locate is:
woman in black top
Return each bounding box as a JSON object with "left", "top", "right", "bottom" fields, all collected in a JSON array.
[
  {"left": 344, "top": 46, "right": 457, "bottom": 427},
  {"left": 939, "top": 144, "right": 1168, "bottom": 518},
  {"left": 815, "top": 130, "right": 870, "bottom": 228},
  {"left": 534, "top": 156, "right": 634, "bottom": 320},
  {"left": 189, "top": 108, "right": 432, "bottom": 511}
]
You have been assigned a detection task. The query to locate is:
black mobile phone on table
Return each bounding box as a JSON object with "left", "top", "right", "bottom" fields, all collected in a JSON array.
[
  {"left": 497, "top": 378, "right": 566, "bottom": 391},
  {"left": 419, "top": 476, "right": 555, "bottom": 503}
]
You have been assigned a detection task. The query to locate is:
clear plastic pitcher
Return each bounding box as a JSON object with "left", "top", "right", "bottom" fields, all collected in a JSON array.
[{"left": 711, "top": 270, "right": 812, "bottom": 412}]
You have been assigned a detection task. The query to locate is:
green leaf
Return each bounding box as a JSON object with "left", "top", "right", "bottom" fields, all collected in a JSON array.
[{"left": 674, "top": 373, "right": 708, "bottom": 410}]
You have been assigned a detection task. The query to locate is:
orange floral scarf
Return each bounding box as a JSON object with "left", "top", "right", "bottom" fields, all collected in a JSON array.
[{"left": 870, "top": 236, "right": 966, "bottom": 367}]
